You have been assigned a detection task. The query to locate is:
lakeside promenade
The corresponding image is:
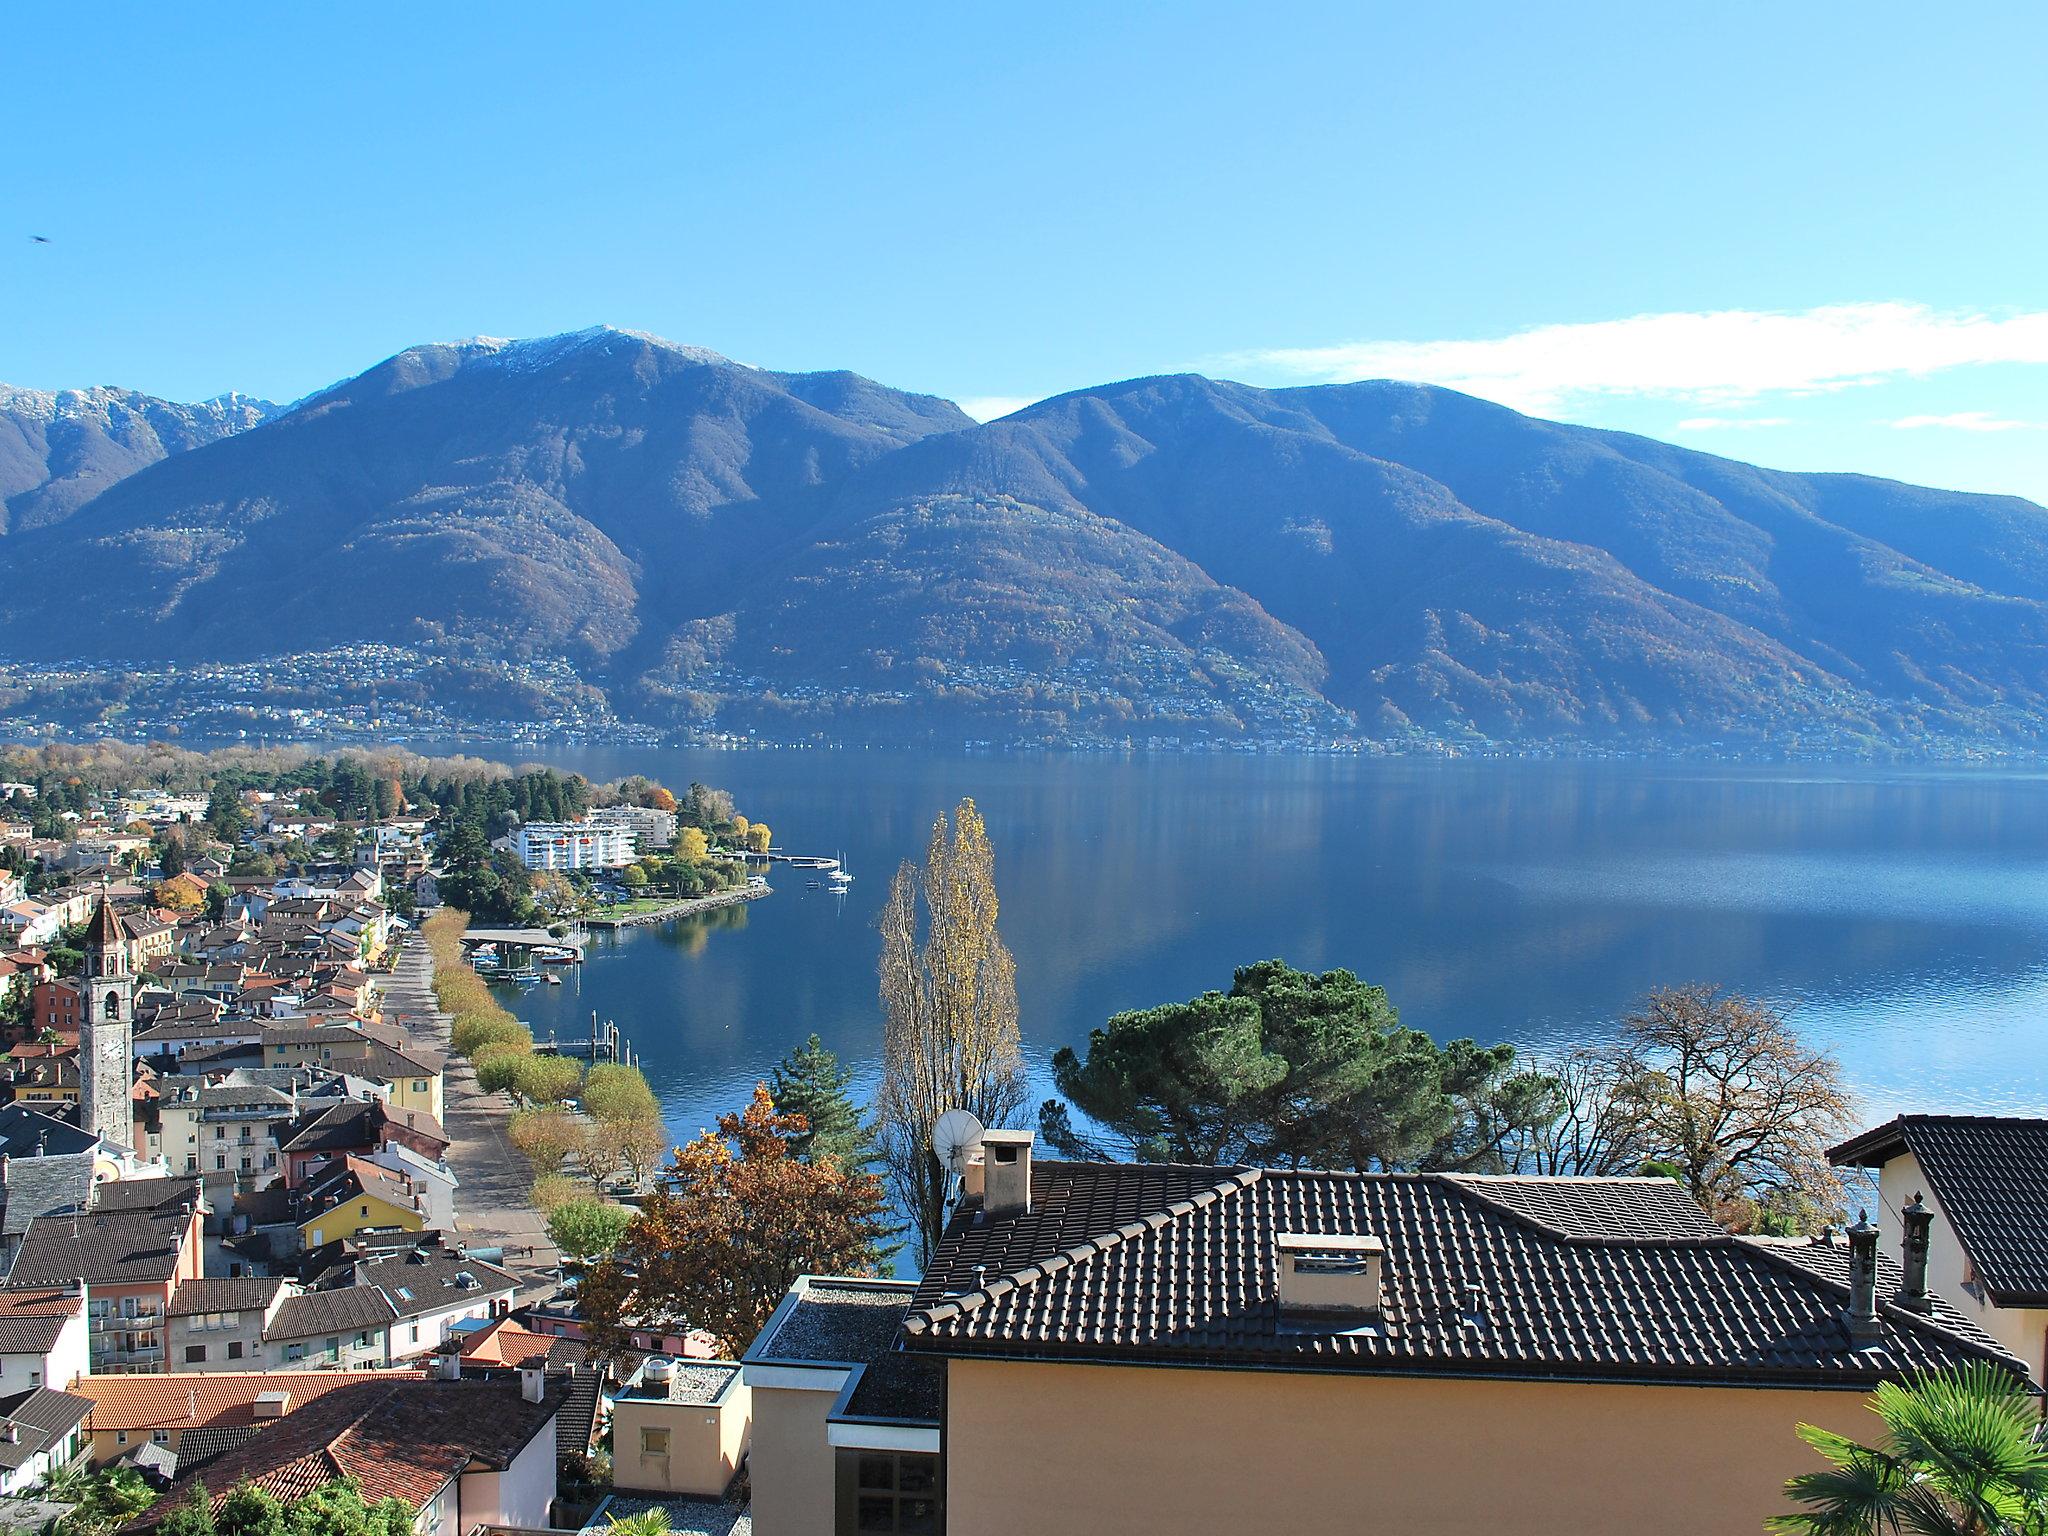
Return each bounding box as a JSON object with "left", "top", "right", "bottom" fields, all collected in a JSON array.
[{"left": 382, "top": 930, "right": 561, "bottom": 1286}]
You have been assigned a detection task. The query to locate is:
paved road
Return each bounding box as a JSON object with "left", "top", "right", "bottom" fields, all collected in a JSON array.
[{"left": 383, "top": 933, "right": 561, "bottom": 1288}]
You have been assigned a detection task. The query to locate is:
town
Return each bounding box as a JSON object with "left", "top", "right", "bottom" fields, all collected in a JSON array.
[{"left": 0, "top": 749, "right": 2028, "bottom": 1536}]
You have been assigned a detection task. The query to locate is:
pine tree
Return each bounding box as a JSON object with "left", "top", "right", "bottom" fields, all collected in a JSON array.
[{"left": 770, "top": 1034, "right": 875, "bottom": 1168}]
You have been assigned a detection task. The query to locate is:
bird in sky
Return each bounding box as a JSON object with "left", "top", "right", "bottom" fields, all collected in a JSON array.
[{"left": 29, "top": 235, "right": 50, "bottom": 244}]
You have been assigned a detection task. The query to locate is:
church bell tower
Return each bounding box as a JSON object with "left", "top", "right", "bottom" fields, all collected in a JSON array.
[{"left": 79, "top": 896, "right": 135, "bottom": 1151}]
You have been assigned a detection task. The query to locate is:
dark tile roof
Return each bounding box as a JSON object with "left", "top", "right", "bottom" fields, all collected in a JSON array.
[
  {"left": 898, "top": 1160, "right": 2021, "bottom": 1389},
  {"left": 0, "top": 1104, "right": 96, "bottom": 1159},
  {"left": 557, "top": 1370, "right": 602, "bottom": 1461},
  {"left": 9, "top": 1201, "right": 196, "bottom": 1287},
  {"left": 266, "top": 1286, "right": 394, "bottom": 1340},
  {"left": 167, "top": 1277, "right": 284, "bottom": 1318},
  {"left": 165, "top": 1423, "right": 262, "bottom": 1476},
  {"left": 1829, "top": 1116, "right": 2048, "bottom": 1306},
  {"left": 0, "top": 1386, "right": 92, "bottom": 1470},
  {"left": 0, "top": 1153, "right": 97, "bottom": 1239},
  {"left": 91, "top": 1178, "right": 202, "bottom": 1215},
  {"left": 281, "top": 1099, "right": 447, "bottom": 1156},
  {"left": 0, "top": 1289, "right": 82, "bottom": 1355}
]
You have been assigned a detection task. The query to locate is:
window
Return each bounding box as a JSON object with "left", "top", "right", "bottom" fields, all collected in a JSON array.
[
  {"left": 413, "top": 1080, "right": 427, "bottom": 1092},
  {"left": 115, "top": 1432, "right": 128, "bottom": 1446},
  {"left": 325, "top": 1337, "right": 339, "bottom": 1354},
  {"left": 285, "top": 1344, "right": 305, "bottom": 1362},
  {"left": 216, "top": 1156, "right": 226, "bottom": 1171},
  {"left": 354, "top": 1331, "right": 371, "bottom": 1348},
  {"left": 28, "top": 1371, "right": 38, "bottom": 1388},
  {"left": 215, "top": 1126, "right": 225, "bottom": 1139},
  {"left": 185, "top": 1345, "right": 206, "bottom": 1363},
  {"left": 409, "top": 1322, "right": 420, "bottom": 1344},
  {"left": 227, "top": 1341, "right": 243, "bottom": 1361},
  {"left": 640, "top": 1428, "right": 670, "bottom": 1456},
  {"left": 845, "top": 1452, "right": 939, "bottom": 1535},
  {"left": 152, "top": 1431, "right": 170, "bottom": 1445}
]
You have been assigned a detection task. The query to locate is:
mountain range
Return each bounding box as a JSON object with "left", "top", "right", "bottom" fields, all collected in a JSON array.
[{"left": 4, "top": 325, "right": 2046, "bottom": 750}]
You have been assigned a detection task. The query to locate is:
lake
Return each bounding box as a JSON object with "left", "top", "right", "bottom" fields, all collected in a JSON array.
[{"left": 466, "top": 748, "right": 2048, "bottom": 1146}]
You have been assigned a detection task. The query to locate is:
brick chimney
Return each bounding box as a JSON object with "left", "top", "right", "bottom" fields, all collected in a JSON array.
[
  {"left": 980, "top": 1129, "right": 1033, "bottom": 1219},
  {"left": 1897, "top": 1193, "right": 1934, "bottom": 1313}
]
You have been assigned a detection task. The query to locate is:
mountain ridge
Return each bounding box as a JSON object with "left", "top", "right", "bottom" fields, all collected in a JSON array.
[{"left": 2, "top": 328, "right": 2044, "bottom": 751}]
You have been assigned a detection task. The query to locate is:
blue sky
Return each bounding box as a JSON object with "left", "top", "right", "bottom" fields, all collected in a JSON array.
[{"left": 8, "top": 3, "right": 2048, "bottom": 500}]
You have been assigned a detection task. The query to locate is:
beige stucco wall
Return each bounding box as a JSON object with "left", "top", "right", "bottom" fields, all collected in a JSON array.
[
  {"left": 612, "top": 1382, "right": 752, "bottom": 1498},
  {"left": 944, "top": 1358, "right": 1882, "bottom": 1536},
  {"left": 749, "top": 1382, "right": 840, "bottom": 1536},
  {"left": 1877, "top": 1151, "right": 2048, "bottom": 1381}
]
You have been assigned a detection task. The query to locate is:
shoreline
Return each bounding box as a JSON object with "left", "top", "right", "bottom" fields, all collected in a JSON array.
[
  {"left": 384, "top": 928, "right": 561, "bottom": 1284},
  {"left": 583, "top": 882, "right": 771, "bottom": 929}
]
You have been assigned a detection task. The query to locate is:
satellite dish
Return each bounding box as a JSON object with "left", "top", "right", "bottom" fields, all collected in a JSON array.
[{"left": 930, "top": 1108, "right": 985, "bottom": 1173}]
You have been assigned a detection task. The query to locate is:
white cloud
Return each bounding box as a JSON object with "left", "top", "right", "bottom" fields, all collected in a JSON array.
[
  {"left": 956, "top": 395, "right": 1037, "bottom": 422},
  {"left": 1674, "top": 416, "right": 1792, "bottom": 431},
  {"left": 1226, "top": 302, "right": 2048, "bottom": 414},
  {"left": 1890, "top": 411, "right": 2048, "bottom": 432}
]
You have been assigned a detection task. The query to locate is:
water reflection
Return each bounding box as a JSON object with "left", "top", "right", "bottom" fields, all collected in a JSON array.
[{"left": 485, "top": 750, "right": 2048, "bottom": 1142}]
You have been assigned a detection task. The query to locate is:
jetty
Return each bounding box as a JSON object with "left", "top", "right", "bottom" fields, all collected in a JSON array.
[
  {"left": 534, "top": 1012, "right": 637, "bottom": 1066},
  {"left": 457, "top": 926, "right": 585, "bottom": 966},
  {"left": 584, "top": 883, "right": 770, "bottom": 929}
]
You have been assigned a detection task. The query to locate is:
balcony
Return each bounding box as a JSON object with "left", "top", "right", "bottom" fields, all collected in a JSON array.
[
  {"left": 91, "top": 1347, "right": 165, "bottom": 1372},
  {"left": 90, "top": 1312, "right": 162, "bottom": 1335}
]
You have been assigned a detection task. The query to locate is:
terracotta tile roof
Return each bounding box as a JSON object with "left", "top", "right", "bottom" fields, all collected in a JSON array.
[
  {"left": 456, "top": 1317, "right": 580, "bottom": 1369},
  {"left": 125, "top": 1378, "right": 567, "bottom": 1527},
  {"left": 77, "top": 1369, "right": 424, "bottom": 1431},
  {"left": 1830, "top": 1115, "right": 2048, "bottom": 1305},
  {"left": 899, "top": 1160, "right": 2022, "bottom": 1389}
]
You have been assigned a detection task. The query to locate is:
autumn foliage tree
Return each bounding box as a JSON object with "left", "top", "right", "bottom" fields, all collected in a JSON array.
[
  {"left": 581, "top": 1085, "right": 891, "bottom": 1356},
  {"left": 877, "top": 798, "right": 1025, "bottom": 1261},
  {"left": 508, "top": 1107, "right": 584, "bottom": 1176}
]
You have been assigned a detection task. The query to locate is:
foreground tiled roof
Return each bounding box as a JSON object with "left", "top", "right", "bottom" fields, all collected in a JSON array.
[
  {"left": 899, "top": 1161, "right": 2020, "bottom": 1388},
  {"left": 1830, "top": 1116, "right": 2048, "bottom": 1305},
  {"left": 126, "top": 1378, "right": 568, "bottom": 1527}
]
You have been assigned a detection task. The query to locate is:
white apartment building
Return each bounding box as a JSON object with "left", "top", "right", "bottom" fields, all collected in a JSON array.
[
  {"left": 508, "top": 821, "right": 635, "bottom": 871},
  {"left": 587, "top": 804, "right": 678, "bottom": 853}
]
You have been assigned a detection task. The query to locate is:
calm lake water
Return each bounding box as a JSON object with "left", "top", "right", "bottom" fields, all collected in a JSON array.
[{"left": 465, "top": 748, "right": 2048, "bottom": 1146}]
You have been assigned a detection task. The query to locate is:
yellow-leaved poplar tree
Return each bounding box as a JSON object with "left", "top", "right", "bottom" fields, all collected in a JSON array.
[{"left": 877, "top": 797, "right": 1025, "bottom": 1260}]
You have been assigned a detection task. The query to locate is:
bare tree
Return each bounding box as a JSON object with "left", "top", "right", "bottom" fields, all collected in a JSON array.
[
  {"left": 1616, "top": 985, "right": 1852, "bottom": 1229},
  {"left": 1512, "top": 1044, "right": 1649, "bottom": 1177},
  {"left": 877, "top": 798, "right": 1026, "bottom": 1260}
]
